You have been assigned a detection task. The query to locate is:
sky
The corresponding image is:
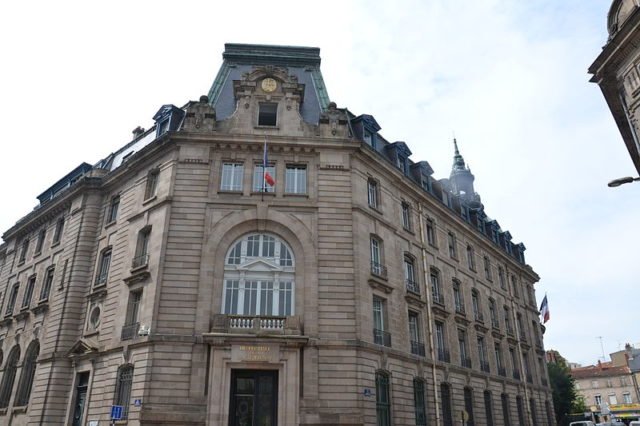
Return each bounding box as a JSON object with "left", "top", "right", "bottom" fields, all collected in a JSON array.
[{"left": 0, "top": 0, "right": 638, "bottom": 366}]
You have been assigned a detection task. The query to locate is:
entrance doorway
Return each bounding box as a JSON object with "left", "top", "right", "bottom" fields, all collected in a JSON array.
[{"left": 229, "top": 369, "right": 278, "bottom": 426}]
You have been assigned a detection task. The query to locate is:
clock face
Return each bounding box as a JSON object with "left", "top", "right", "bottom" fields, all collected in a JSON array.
[{"left": 261, "top": 78, "right": 277, "bottom": 93}]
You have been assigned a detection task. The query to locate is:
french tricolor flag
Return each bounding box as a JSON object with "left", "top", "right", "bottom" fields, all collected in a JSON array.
[
  {"left": 263, "top": 139, "right": 275, "bottom": 188},
  {"left": 539, "top": 295, "right": 550, "bottom": 324}
]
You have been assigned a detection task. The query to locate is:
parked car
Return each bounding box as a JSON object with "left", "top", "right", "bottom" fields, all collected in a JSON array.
[{"left": 569, "top": 422, "right": 596, "bottom": 426}]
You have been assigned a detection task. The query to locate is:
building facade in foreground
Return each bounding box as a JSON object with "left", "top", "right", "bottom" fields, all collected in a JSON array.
[
  {"left": 0, "top": 44, "right": 552, "bottom": 425},
  {"left": 589, "top": 0, "right": 640, "bottom": 174}
]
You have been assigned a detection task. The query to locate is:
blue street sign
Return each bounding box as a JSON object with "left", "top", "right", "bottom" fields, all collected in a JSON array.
[
  {"left": 363, "top": 388, "right": 372, "bottom": 397},
  {"left": 110, "top": 405, "right": 123, "bottom": 419},
  {"left": 134, "top": 399, "right": 142, "bottom": 407}
]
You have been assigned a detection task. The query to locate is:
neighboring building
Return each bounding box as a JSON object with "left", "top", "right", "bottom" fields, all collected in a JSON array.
[
  {"left": 589, "top": 0, "right": 640, "bottom": 174},
  {"left": 0, "top": 44, "right": 553, "bottom": 425},
  {"left": 611, "top": 344, "right": 640, "bottom": 403},
  {"left": 572, "top": 361, "right": 639, "bottom": 422}
]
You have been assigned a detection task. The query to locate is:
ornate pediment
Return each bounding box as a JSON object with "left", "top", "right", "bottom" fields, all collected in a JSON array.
[
  {"left": 236, "top": 258, "right": 282, "bottom": 273},
  {"left": 67, "top": 337, "right": 99, "bottom": 358}
]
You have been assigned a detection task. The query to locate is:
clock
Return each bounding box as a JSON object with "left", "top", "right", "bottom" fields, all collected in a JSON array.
[{"left": 261, "top": 78, "right": 277, "bottom": 93}]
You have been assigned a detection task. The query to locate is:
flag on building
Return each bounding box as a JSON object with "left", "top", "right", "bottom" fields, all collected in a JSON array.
[
  {"left": 263, "top": 139, "right": 275, "bottom": 187},
  {"left": 539, "top": 295, "right": 550, "bottom": 323}
]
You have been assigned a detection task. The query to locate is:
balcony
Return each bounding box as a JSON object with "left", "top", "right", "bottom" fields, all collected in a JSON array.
[
  {"left": 371, "top": 261, "right": 387, "bottom": 279},
  {"left": 411, "top": 341, "right": 425, "bottom": 356},
  {"left": 211, "top": 314, "right": 302, "bottom": 335},
  {"left": 437, "top": 348, "right": 451, "bottom": 363},
  {"left": 513, "top": 369, "right": 521, "bottom": 380},
  {"left": 405, "top": 279, "right": 420, "bottom": 294},
  {"left": 461, "top": 357, "right": 472, "bottom": 368},
  {"left": 374, "top": 328, "right": 392, "bottom": 347},
  {"left": 455, "top": 303, "right": 466, "bottom": 315},
  {"left": 480, "top": 360, "right": 490, "bottom": 373},
  {"left": 498, "top": 366, "right": 506, "bottom": 377},
  {"left": 121, "top": 322, "right": 140, "bottom": 341},
  {"left": 132, "top": 254, "right": 150, "bottom": 269}
]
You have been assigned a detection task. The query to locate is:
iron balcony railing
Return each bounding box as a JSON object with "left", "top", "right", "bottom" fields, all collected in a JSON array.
[
  {"left": 373, "top": 328, "right": 392, "bottom": 347},
  {"left": 405, "top": 279, "right": 420, "bottom": 294},
  {"left": 513, "top": 369, "right": 521, "bottom": 380},
  {"left": 498, "top": 366, "right": 507, "bottom": 377},
  {"left": 411, "top": 341, "right": 425, "bottom": 356},
  {"left": 370, "top": 261, "right": 387, "bottom": 278},
  {"left": 121, "top": 322, "right": 140, "bottom": 341},
  {"left": 132, "top": 254, "right": 150, "bottom": 269},
  {"left": 437, "top": 348, "right": 451, "bottom": 363},
  {"left": 480, "top": 360, "right": 491, "bottom": 373},
  {"left": 461, "top": 357, "right": 472, "bottom": 368}
]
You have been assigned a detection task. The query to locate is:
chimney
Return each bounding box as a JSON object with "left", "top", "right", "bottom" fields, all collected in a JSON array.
[{"left": 132, "top": 126, "right": 145, "bottom": 139}]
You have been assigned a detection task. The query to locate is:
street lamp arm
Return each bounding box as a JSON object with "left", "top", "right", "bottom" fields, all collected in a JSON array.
[{"left": 607, "top": 176, "right": 640, "bottom": 187}]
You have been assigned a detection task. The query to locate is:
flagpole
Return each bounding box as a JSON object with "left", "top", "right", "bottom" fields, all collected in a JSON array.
[{"left": 262, "top": 136, "right": 266, "bottom": 202}]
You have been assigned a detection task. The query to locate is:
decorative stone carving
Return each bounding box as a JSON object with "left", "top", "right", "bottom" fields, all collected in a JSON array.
[{"left": 182, "top": 95, "right": 216, "bottom": 132}]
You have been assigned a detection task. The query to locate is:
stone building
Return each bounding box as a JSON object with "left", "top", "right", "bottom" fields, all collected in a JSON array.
[
  {"left": 0, "top": 44, "right": 553, "bottom": 425},
  {"left": 589, "top": 0, "right": 640, "bottom": 174}
]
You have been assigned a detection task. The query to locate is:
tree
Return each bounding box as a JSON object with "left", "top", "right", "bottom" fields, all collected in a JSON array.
[{"left": 547, "top": 350, "right": 585, "bottom": 425}]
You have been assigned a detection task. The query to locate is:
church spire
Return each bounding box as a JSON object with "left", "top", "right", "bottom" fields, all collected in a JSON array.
[
  {"left": 452, "top": 138, "right": 467, "bottom": 172},
  {"left": 449, "top": 138, "right": 478, "bottom": 205}
]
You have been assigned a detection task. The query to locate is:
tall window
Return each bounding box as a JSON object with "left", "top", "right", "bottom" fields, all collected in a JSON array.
[
  {"left": 426, "top": 219, "right": 436, "bottom": 245},
  {"left": 495, "top": 343, "right": 504, "bottom": 375},
  {"left": 285, "top": 164, "right": 307, "bottom": 194},
  {"left": 5, "top": 283, "right": 19, "bottom": 316},
  {"left": 464, "top": 387, "right": 475, "bottom": 426},
  {"left": 516, "top": 396, "right": 525, "bottom": 425},
  {"left": 483, "top": 256, "right": 492, "bottom": 280},
  {"left": 413, "top": 379, "right": 427, "bottom": 426},
  {"left": 258, "top": 103, "right": 277, "bottom": 126},
  {"left": 529, "top": 398, "right": 538, "bottom": 426},
  {"left": 498, "top": 266, "right": 506, "bottom": 289},
  {"left": 114, "top": 365, "right": 134, "bottom": 419},
  {"left": 107, "top": 195, "right": 120, "bottom": 223},
  {"left": 404, "top": 255, "right": 419, "bottom": 293},
  {"left": 19, "top": 238, "right": 29, "bottom": 263},
  {"left": 517, "top": 313, "right": 526, "bottom": 341},
  {"left": 510, "top": 347, "right": 519, "bottom": 379},
  {"left": 370, "top": 237, "right": 385, "bottom": 277},
  {"left": 401, "top": 202, "right": 412, "bottom": 230},
  {"left": 594, "top": 394, "right": 602, "bottom": 405},
  {"left": 472, "top": 290, "right": 482, "bottom": 322},
  {"left": 22, "top": 275, "right": 37, "bottom": 309},
  {"left": 220, "top": 163, "right": 244, "bottom": 191},
  {"left": 253, "top": 163, "right": 276, "bottom": 193},
  {"left": 35, "top": 228, "right": 46, "bottom": 254},
  {"left": 373, "top": 297, "right": 390, "bottom": 347},
  {"left": 376, "top": 372, "right": 391, "bottom": 426},
  {"left": 453, "top": 281, "right": 464, "bottom": 314},
  {"left": 504, "top": 307, "right": 513, "bottom": 334},
  {"left": 447, "top": 232, "right": 457, "bottom": 258},
  {"left": 441, "top": 383, "right": 453, "bottom": 426},
  {"left": 478, "top": 336, "right": 489, "bottom": 372},
  {"left": 144, "top": 169, "right": 159, "bottom": 199},
  {"left": 489, "top": 299, "right": 498, "bottom": 328},
  {"left": 40, "top": 267, "right": 55, "bottom": 300},
  {"left": 511, "top": 275, "right": 519, "bottom": 297},
  {"left": 0, "top": 346, "right": 20, "bottom": 408},
  {"left": 408, "top": 311, "right": 423, "bottom": 356},
  {"left": 435, "top": 321, "right": 448, "bottom": 362},
  {"left": 431, "top": 269, "right": 442, "bottom": 303},
  {"left": 95, "top": 248, "right": 112, "bottom": 285},
  {"left": 624, "top": 392, "right": 632, "bottom": 403},
  {"left": 53, "top": 216, "right": 65, "bottom": 244},
  {"left": 367, "top": 178, "right": 379, "bottom": 208},
  {"left": 133, "top": 227, "right": 151, "bottom": 268},
  {"left": 122, "top": 291, "right": 142, "bottom": 341},
  {"left": 222, "top": 234, "right": 295, "bottom": 317},
  {"left": 466, "top": 245, "right": 475, "bottom": 270},
  {"left": 15, "top": 341, "right": 39, "bottom": 406},
  {"left": 459, "top": 329, "right": 470, "bottom": 367},
  {"left": 484, "top": 391, "right": 495, "bottom": 426},
  {"left": 502, "top": 394, "right": 511, "bottom": 426}
]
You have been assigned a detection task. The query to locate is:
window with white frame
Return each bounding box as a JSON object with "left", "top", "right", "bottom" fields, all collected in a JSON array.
[
  {"left": 448, "top": 232, "right": 457, "bottom": 258},
  {"left": 222, "top": 234, "right": 295, "bottom": 316},
  {"left": 623, "top": 392, "right": 632, "bottom": 404},
  {"left": 367, "top": 178, "right": 379, "bottom": 208},
  {"left": 370, "top": 236, "right": 385, "bottom": 277},
  {"left": 221, "top": 163, "right": 244, "bottom": 191},
  {"left": 426, "top": 218, "right": 436, "bottom": 245},
  {"left": 285, "top": 164, "right": 307, "bottom": 194},
  {"left": 253, "top": 163, "right": 276, "bottom": 192},
  {"left": 466, "top": 245, "right": 475, "bottom": 270},
  {"left": 401, "top": 202, "right": 411, "bottom": 230},
  {"left": 609, "top": 394, "right": 618, "bottom": 405},
  {"left": 595, "top": 394, "right": 602, "bottom": 405},
  {"left": 404, "top": 255, "right": 418, "bottom": 293}
]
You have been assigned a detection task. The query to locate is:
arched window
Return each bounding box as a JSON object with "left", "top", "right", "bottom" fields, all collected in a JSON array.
[
  {"left": 114, "top": 365, "right": 134, "bottom": 419},
  {"left": 222, "top": 234, "right": 295, "bottom": 316},
  {"left": 15, "top": 341, "right": 39, "bottom": 406},
  {"left": 0, "top": 346, "right": 21, "bottom": 408}
]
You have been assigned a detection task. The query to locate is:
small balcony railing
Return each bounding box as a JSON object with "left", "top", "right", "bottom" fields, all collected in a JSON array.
[
  {"left": 455, "top": 303, "right": 466, "bottom": 314},
  {"left": 432, "top": 291, "right": 445, "bottom": 305},
  {"left": 480, "top": 360, "right": 491, "bottom": 373},
  {"left": 374, "top": 328, "right": 392, "bottom": 347},
  {"left": 498, "top": 366, "right": 506, "bottom": 377},
  {"left": 371, "top": 261, "right": 387, "bottom": 278},
  {"left": 132, "top": 254, "right": 149, "bottom": 269},
  {"left": 405, "top": 279, "right": 420, "bottom": 294},
  {"left": 513, "top": 369, "right": 521, "bottom": 380},
  {"left": 437, "top": 348, "right": 451, "bottom": 363},
  {"left": 474, "top": 311, "right": 484, "bottom": 323},
  {"left": 461, "top": 357, "right": 472, "bottom": 368},
  {"left": 411, "top": 341, "right": 426, "bottom": 356},
  {"left": 121, "top": 322, "right": 140, "bottom": 341}
]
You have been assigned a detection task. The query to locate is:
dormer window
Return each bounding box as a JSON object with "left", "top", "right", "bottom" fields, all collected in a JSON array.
[
  {"left": 258, "top": 103, "right": 278, "bottom": 126},
  {"left": 364, "top": 131, "right": 373, "bottom": 147}
]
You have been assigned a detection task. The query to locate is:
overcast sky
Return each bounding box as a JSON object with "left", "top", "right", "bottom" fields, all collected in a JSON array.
[{"left": 1, "top": 0, "right": 638, "bottom": 366}]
